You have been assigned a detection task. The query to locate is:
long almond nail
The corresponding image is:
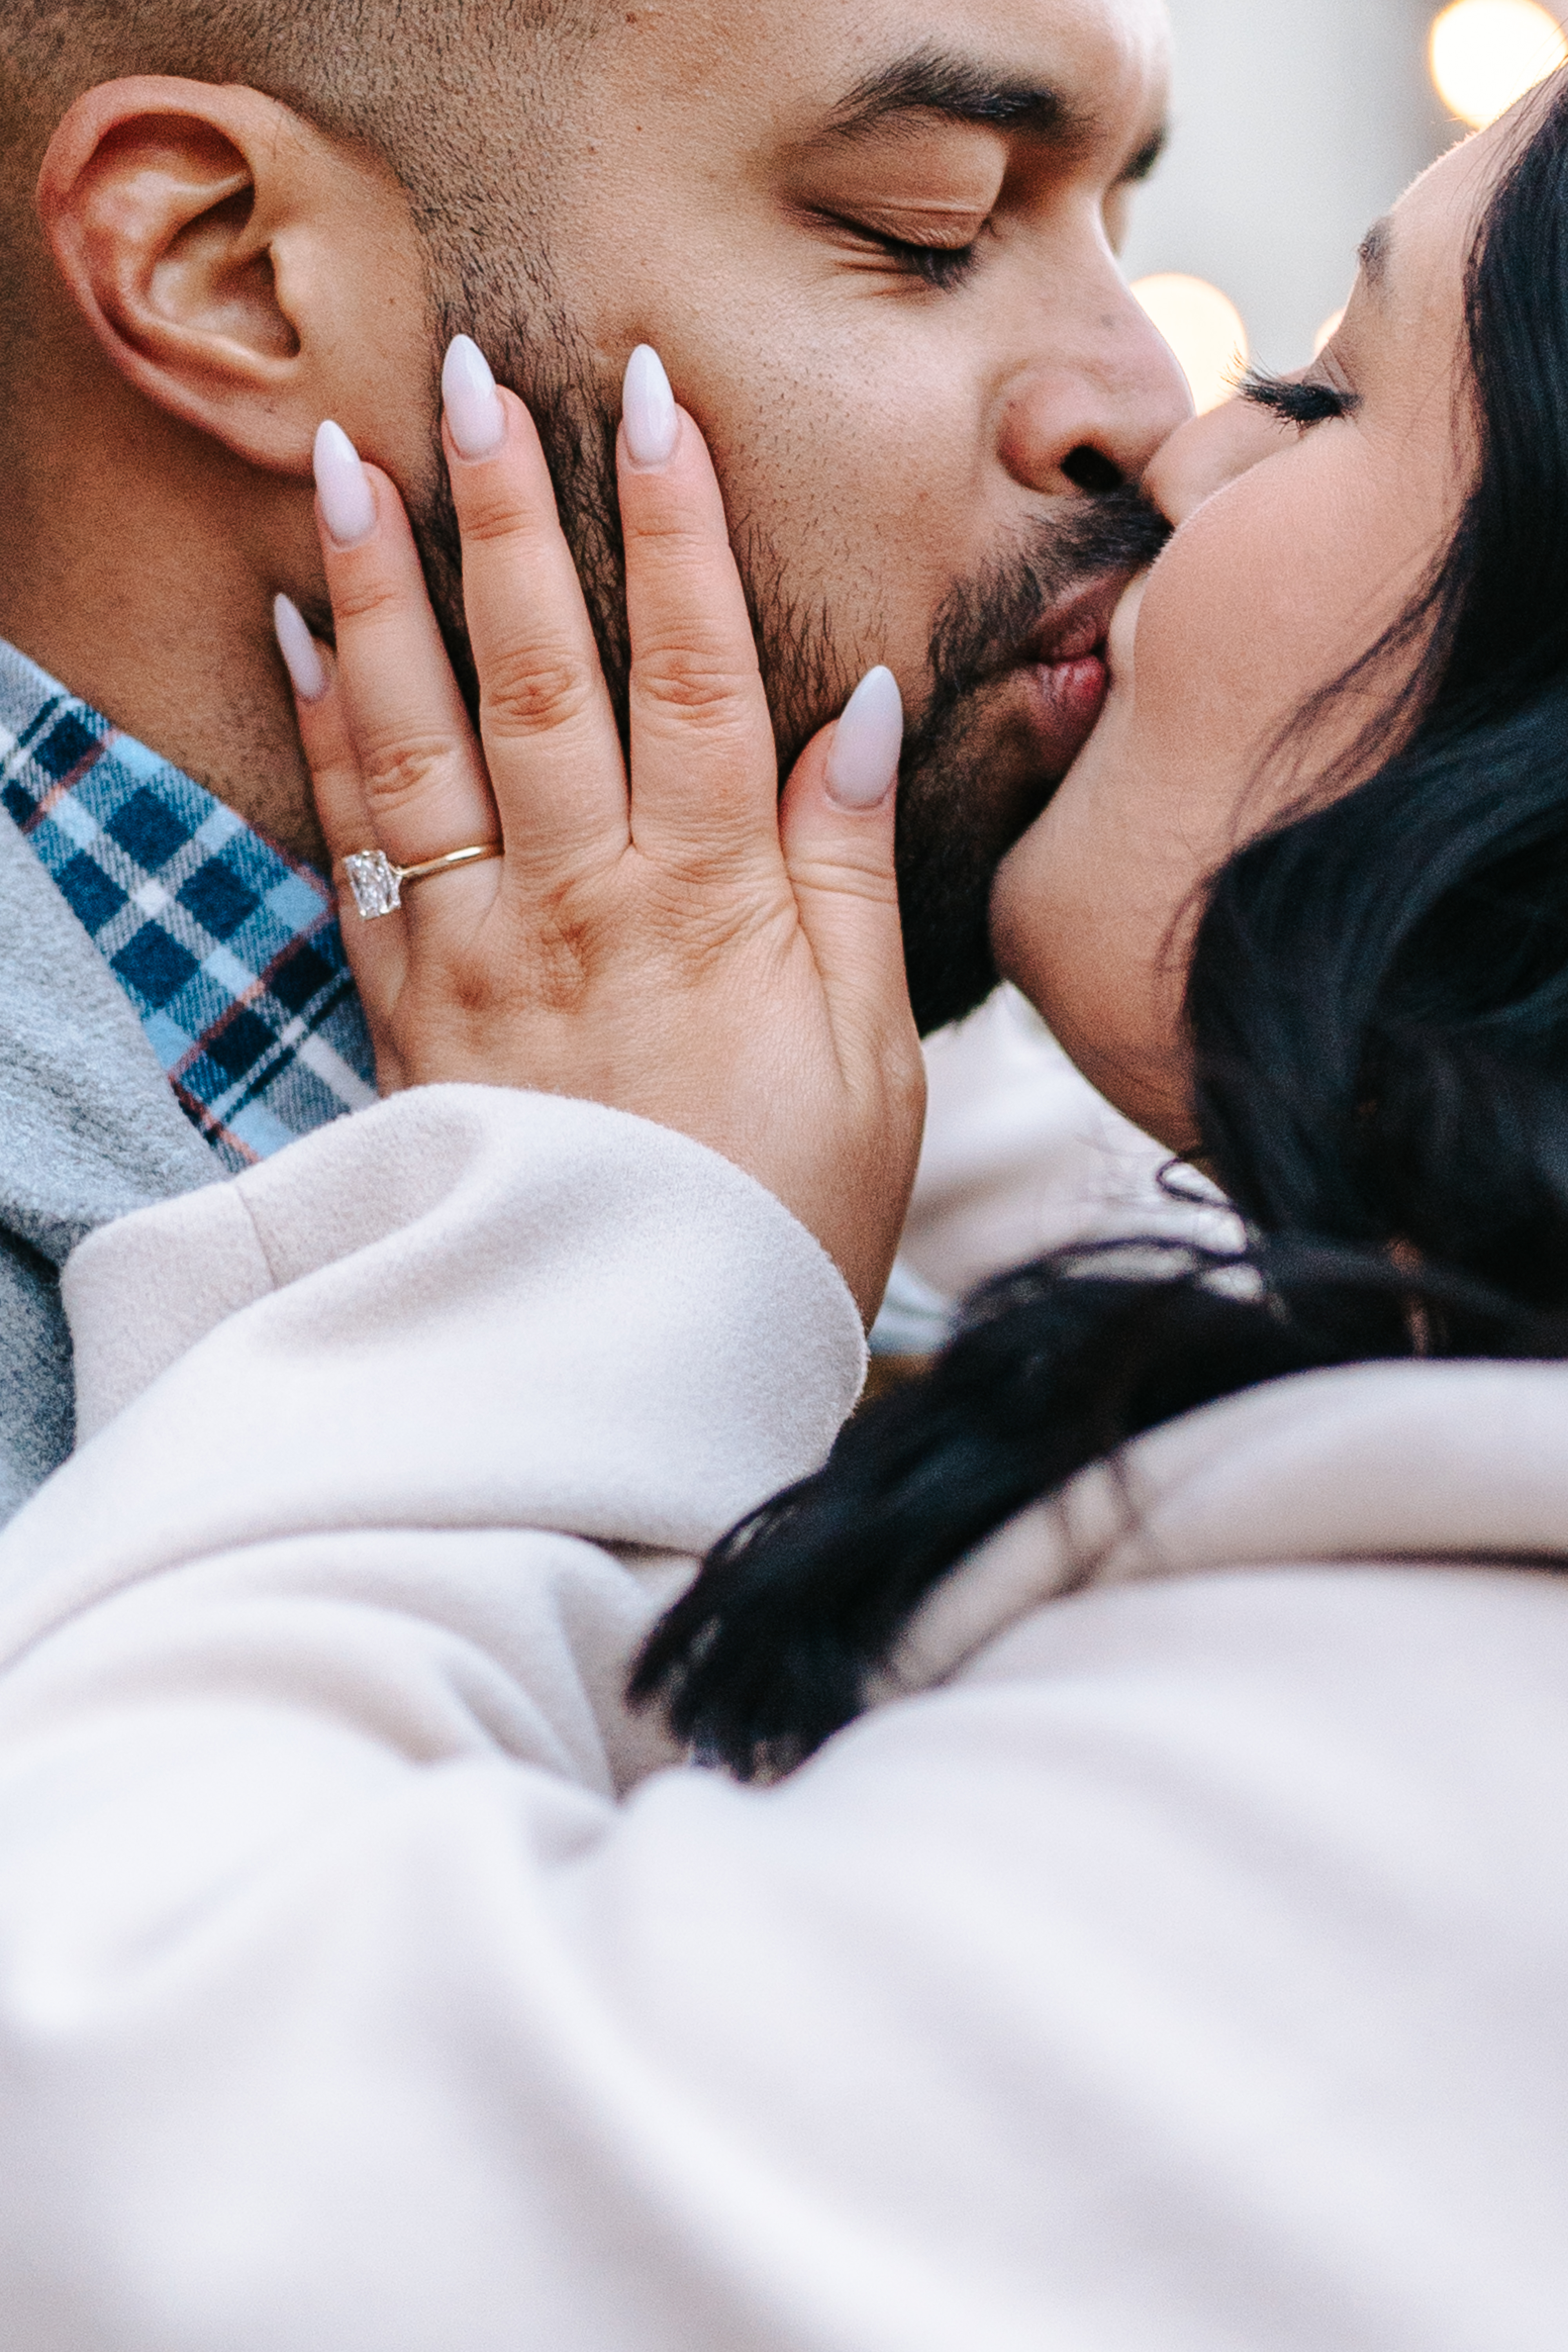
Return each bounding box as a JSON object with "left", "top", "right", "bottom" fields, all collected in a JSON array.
[
  {"left": 825, "top": 667, "right": 903, "bottom": 808},
  {"left": 443, "top": 335, "right": 505, "bottom": 460},
  {"left": 272, "top": 593, "right": 328, "bottom": 703},
  {"left": 313, "top": 420, "right": 377, "bottom": 548},
  {"left": 622, "top": 345, "right": 679, "bottom": 467}
]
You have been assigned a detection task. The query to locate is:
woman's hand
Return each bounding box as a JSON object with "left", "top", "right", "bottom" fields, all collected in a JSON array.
[{"left": 272, "top": 339, "right": 924, "bottom": 1324}]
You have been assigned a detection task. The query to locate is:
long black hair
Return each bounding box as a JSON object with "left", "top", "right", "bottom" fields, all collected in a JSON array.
[{"left": 632, "top": 83, "right": 1568, "bottom": 1781}]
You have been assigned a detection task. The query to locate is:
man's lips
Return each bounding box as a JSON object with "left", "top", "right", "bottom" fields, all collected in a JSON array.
[
  {"left": 1021, "top": 572, "right": 1131, "bottom": 670},
  {"left": 1020, "top": 649, "right": 1109, "bottom": 781},
  {"left": 1007, "top": 575, "right": 1131, "bottom": 779}
]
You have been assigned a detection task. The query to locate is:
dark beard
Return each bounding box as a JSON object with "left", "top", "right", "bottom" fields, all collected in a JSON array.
[{"left": 408, "top": 311, "right": 1169, "bottom": 1034}]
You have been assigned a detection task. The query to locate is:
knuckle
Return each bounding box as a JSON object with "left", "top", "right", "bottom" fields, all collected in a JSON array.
[
  {"left": 455, "top": 488, "right": 553, "bottom": 552},
  {"left": 481, "top": 648, "right": 599, "bottom": 738},
  {"left": 453, "top": 884, "right": 599, "bottom": 1018},
  {"left": 633, "top": 649, "right": 755, "bottom": 728},
  {"left": 356, "top": 728, "right": 462, "bottom": 813},
  {"left": 327, "top": 567, "right": 425, "bottom": 631},
  {"left": 630, "top": 505, "right": 714, "bottom": 553},
  {"left": 525, "top": 916, "right": 594, "bottom": 1012},
  {"left": 642, "top": 869, "right": 782, "bottom": 957}
]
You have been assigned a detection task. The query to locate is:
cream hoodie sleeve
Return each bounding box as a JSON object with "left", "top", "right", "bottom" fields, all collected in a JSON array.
[
  {"left": 10, "top": 1085, "right": 866, "bottom": 1794},
  {"left": 1, "top": 1085, "right": 1567, "bottom": 2352}
]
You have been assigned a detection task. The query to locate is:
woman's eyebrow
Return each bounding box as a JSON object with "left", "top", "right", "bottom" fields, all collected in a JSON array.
[{"left": 1359, "top": 216, "right": 1394, "bottom": 293}]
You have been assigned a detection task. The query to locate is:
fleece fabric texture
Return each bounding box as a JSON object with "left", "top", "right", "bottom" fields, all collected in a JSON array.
[
  {"left": 0, "top": 1084, "right": 1564, "bottom": 2350},
  {"left": 0, "top": 807, "right": 215, "bottom": 1520}
]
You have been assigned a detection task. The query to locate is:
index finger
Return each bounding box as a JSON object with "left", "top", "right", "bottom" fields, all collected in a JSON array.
[{"left": 617, "top": 348, "right": 782, "bottom": 873}]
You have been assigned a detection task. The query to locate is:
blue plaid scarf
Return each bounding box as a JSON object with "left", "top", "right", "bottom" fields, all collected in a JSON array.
[{"left": 0, "top": 641, "right": 376, "bottom": 1173}]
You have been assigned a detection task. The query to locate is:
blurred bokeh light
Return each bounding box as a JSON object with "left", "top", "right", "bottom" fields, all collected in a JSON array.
[
  {"left": 1123, "top": 4, "right": 1568, "bottom": 395},
  {"left": 1132, "top": 274, "right": 1250, "bottom": 415},
  {"left": 1428, "top": 0, "right": 1567, "bottom": 128},
  {"left": 1122, "top": 2, "right": 1466, "bottom": 373}
]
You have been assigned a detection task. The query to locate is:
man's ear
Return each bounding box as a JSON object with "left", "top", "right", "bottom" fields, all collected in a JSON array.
[{"left": 37, "top": 77, "right": 428, "bottom": 475}]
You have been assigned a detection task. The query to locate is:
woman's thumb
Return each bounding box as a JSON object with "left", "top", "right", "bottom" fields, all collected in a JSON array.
[
  {"left": 779, "top": 666, "right": 912, "bottom": 1041},
  {"left": 823, "top": 666, "right": 904, "bottom": 809}
]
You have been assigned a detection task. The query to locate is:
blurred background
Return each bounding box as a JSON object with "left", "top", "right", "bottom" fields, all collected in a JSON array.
[{"left": 1123, "top": 0, "right": 1568, "bottom": 406}]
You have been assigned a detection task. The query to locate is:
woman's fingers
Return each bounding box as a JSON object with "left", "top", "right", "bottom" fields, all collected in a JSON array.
[
  {"left": 311, "top": 423, "right": 502, "bottom": 938},
  {"left": 776, "top": 673, "right": 926, "bottom": 1317},
  {"left": 780, "top": 669, "right": 912, "bottom": 1044},
  {"left": 272, "top": 600, "right": 372, "bottom": 868},
  {"left": 778, "top": 670, "right": 924, "bottom": 1312},
  {"left": 617, "top": 350, "right": 780, "bottom": 875},
  {"left": 440, "top": 346, "right": 630, "bottom": 879},
  {"left": 272, "top": 596, "right": 410, "bottom": 1082}
]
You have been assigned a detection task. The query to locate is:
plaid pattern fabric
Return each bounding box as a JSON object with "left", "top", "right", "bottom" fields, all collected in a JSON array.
[{"left": 0, "top": 641, "right": 375, "bottom": 1173}]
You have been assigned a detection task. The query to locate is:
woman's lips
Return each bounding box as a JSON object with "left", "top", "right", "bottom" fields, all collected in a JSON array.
[{"left": 1021, "top": 649, "right": 1109, "bottom": 777}]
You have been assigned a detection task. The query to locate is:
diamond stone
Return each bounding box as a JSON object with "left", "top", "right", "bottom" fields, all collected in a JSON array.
[{"left": 343, "top": 849, "right": 402, "bottom": 919}]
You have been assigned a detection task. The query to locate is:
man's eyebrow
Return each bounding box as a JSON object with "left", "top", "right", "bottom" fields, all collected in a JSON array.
[
  {"left": 827, "top": 47, "right": 1090, "bottom": 143},
  {"left": 1359, "top": 216, "right": 1393, "bottom": 291}
]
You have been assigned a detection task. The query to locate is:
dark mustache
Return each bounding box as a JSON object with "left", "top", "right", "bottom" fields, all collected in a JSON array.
[{"left": 916, "top": 484, "right": 1173, "bottom": 743}]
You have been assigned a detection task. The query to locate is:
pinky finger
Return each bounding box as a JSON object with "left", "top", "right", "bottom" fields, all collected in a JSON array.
[
  {"left": 274, "top": 593, "right": 370, "bottom": 864},
  {"left": 273, "top": 594, "right": 408, "bottom": 1083}
]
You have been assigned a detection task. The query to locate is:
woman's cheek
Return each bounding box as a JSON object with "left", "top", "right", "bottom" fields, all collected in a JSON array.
[
  {"left": 1130, "top": 546, "right": 1272, "bottom": 772},
  {"left": 987, "top": 563, "right": 1242, "bottom": 1142},
  {"left": 991, "top": 704, "right": 1165, "bottom": 1058},
  {"left": 991, "top": 763, "right": 1195, "bottom": 1143}
]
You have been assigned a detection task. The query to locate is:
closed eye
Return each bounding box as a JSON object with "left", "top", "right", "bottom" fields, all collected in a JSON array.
[
  {"left": 830, "top": 216, "right": 984, "bottom": 289},
  {"left": 1237, "top": 367, "right": 1360, "bottom": 428},
  {"left": 875, "top": 231, "right": 981, "bottom": 288}
]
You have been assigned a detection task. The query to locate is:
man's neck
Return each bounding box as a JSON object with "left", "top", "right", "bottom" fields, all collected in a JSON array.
[{"left": 0, "top": 341, "right": 328, "bottom": 871}]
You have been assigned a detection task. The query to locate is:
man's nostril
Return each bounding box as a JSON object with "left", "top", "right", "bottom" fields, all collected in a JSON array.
[{"left": 1062, "top": 446, "right": 1124, "bottom": 495}]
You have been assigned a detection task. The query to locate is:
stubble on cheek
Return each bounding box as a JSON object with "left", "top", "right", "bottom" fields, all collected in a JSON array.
[
  {"left": 895, "top": 675, "right": 1064, "bottom": 1034},
  {"left": 729, "top": 516, "right": 866, "bottom": 773}
]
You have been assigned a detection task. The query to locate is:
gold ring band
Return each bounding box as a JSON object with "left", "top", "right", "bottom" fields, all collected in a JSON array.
[{"left": 342, "top": 842, "right": 502, "bottom": 920}]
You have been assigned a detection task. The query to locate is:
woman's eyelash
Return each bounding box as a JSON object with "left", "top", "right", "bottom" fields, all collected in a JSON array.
[{"left": 1236, "top": 367, "right": 1360, "bottom": 428}]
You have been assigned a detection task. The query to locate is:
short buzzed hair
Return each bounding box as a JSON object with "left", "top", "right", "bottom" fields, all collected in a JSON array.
[
  {"left": 0, "top": 1, "right": 601, "bottom": 313},
  {"left": 0, "top": 1, "right": 595, "bottom": 157}
]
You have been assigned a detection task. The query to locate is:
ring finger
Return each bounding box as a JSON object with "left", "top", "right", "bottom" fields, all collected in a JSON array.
[{"left": 311, "top": 418, "right": 503, "bottom": 936}]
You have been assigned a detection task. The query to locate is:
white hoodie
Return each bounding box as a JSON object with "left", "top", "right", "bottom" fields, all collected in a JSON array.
[{"left": 0, "top": 1084, "right": 1564, "bottom": 2352}]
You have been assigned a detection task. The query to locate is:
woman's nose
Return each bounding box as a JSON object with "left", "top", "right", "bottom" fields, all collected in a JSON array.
[{"left": 1142, "top": 393, "right": 1291, "bottom": 528}]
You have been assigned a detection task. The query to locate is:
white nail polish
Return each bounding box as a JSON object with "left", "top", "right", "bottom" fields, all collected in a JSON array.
[
  {"left": 622, "top": 344, "right": 679, "bottom": 466},
  {"left": 313, "top": 419, "right": 377, "bottom": 547},
  {"left": 825, "top": 667, "right": 903, "bottom": 808},
  {"left": 272, "top": 593, "right": 328, "bottom": 703},
  {"left": 443, "top": 334, "right": 505, "bottom": 460}
]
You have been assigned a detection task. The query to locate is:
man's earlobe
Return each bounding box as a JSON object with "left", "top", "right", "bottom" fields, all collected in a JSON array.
[{"left": 36, "top": 77, "right": 419, "bottom": 477}]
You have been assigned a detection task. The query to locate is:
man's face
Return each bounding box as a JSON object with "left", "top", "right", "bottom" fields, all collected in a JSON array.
[{"left": 417, "top": 0, "right": 1188, "bottom": 1030}]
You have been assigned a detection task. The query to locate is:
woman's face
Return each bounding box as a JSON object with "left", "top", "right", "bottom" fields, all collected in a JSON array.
[{"left": 990, "top": 102, "right": 1529, "bottom": 1149}]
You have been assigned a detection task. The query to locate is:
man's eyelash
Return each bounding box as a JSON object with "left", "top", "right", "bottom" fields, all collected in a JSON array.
[
  {"left": 858, "top": 227, "right": 982, "bottom": 289},
  {"left": 1236, "top": 367, "right": 1361, "bottom": 428},
  {"left": 904, "top": 240, "right": 980, "bottom": 289}
]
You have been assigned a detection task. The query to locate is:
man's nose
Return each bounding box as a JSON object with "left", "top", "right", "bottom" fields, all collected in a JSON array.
[{"left": 997, "top": 279, "right": 1194, "bottom": 498}]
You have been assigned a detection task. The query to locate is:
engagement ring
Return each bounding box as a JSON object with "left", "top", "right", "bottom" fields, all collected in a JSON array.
[{"left": 342, "top": 843, "right": 502, "bottom": 920}]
